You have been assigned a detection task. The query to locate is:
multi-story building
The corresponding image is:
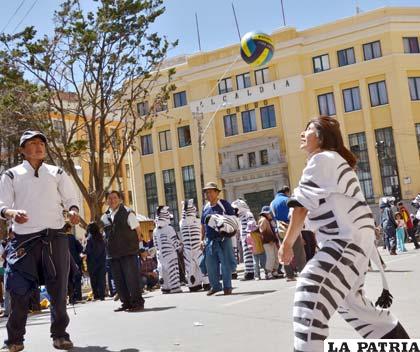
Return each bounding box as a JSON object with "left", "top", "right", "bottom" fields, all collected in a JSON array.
[{"left": 131, "top": 7, "right": 420, "bottom": 221}]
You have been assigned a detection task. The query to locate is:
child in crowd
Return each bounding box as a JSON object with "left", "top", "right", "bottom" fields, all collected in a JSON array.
[
  {"left": 245, "top": 220, "right": 267, "bottom": 280},
  {"left": 139, "top": 247, "right": 159, "bottom": 291},
  {"left": 395, "top": 212, "right": 407, "bottom": 253}
]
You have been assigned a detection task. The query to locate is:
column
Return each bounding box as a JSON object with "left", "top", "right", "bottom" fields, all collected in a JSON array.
[{"left": 359, "top": 78, "right": 382, "bottom": 200}]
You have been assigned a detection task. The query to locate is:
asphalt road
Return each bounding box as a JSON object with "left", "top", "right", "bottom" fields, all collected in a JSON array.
[{"left": 1, "top": 247, "right": 419, "bottom": 352}]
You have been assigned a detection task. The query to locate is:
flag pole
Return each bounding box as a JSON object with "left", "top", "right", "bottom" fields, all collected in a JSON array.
[
  {"left": 231, "top": 2, "right": 241, "bottom": 41},
  {"left": 195, "top": 12, "right": 202, "bottom": 51}
]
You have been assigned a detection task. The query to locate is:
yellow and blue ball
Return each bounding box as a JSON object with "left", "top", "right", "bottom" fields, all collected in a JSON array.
[{"left": 240, "top": 31, "right": 274, "bottom": 67}]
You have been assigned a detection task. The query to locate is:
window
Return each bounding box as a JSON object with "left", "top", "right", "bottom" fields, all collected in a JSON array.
[
  {"left": 182, "top": 165, "right": 198, "bottom": 207},
  {"left": 348, "top": 133, "right": 374, "bottom": 202},
  {"left": 218, "top": 77, "right": 233, "bottom": 94},
  {"left": 163, "top": 169, "right": 179, "bottom": 229},
  {"left": 237, "top": 154, "right": 245, "bottom": 169},
  {"left": 416, "top": 124, "right": 420, "bottom": 154},
  {"left": 236, "top": 72, "right": 251, "bottom": 90},
  {"left": 52, "top": 120, "right": 65, "bottom": 135},
  {"left": 260, "top": 150, "right": 269, "bottom": 165},
  {"left": 375, "top": 128, "right": 401, "bottom": 200},
  {"left": 223, "top": 114, "right": 238, "bottom": 137},
  {"left": 178, "top": 126, "right": 191, "bottom": 147},
  {"left": 408, "top": 77, "right": 420, "bottom": 101},
  {"left": 137, "top": 101, "right": 149, "bottom": 116},
  {"left": 312, "top": 54, "right": 330, "bottom": 73},
  {"left": 343, "top": 87, "right": 362, "bottom": 112},
  {"left": 144, "top": 173, "right": 159, "bottom": 219},
  {"left": 403, "top": 37, "right": 420, "bottom": 54},
  {"left": 248, "top": 152, "right": 256, "bottom": 168},
  {"left": 368, "top": 81, "right": 388, "bottom": 107},
  {"left": 317, "top": 93, "right": 336, "bottom": 116},
  {"left": 337, "top": 47, "right": 356, "bottom": 66},
  {"left": 154, "top": 100, "right": 168, "bottom": 113},
  {"left": 260, "top": 105, "right": 276, "bottom": 129},
  {"left": 241, "top": 109, "right": 257, "bottom": 133},
  {"left": 125, "top": 164, "right": 130, "bottom": 178},
  {"left": 363, "top": 40, "right": 382, "bottom": 60},
  {"left": 159, "top": 130, "right": 172, "bottom": 152},
  {"left": 110, "top": 128, "right": 118, "bottom": 149},
  {"left": 255, "top": 68, "right": 269, "bottom": 85},
  {"left": 104, "top": 163, "right": 111, "bottom": 177},
  {"left": 128, "top": 190, "right": 133, "bottom": 205},
  {"left": 173, "top": 91, "right": 187, "bottom": 108},
  {"left": 140, "top": 134, "right": 153, "bottom": 155}
]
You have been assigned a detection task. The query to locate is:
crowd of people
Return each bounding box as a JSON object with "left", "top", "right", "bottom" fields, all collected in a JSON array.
[{"left": 0, "top": 121, "right": 419, "bottom": 351}]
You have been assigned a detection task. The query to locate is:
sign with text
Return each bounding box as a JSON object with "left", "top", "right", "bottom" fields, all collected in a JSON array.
[
  {"left": 325, "top": 339, "right": 420, "bottom": 352},
  {"left": 189, "top": 75, "right": 304, "bottom": 114}
]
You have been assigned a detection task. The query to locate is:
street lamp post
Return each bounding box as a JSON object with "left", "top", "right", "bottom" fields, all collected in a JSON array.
[{"left": 192, "top": 101, "right": 230, "bottom": 207}]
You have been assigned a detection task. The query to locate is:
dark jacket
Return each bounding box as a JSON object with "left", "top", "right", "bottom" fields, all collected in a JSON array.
[
  {"left": 68, "top": 234, "right": 83, "bottom": 267},
  {"left": 105, "top": 204, "right": 139, "bottom": 258},
  {"left": 85, "top": 235, "right": 106, "bottom": 273}
]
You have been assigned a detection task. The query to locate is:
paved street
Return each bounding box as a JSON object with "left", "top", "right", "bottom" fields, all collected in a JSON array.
[{"left": 1, "top": 247, "right": 420, "bottom": 352}]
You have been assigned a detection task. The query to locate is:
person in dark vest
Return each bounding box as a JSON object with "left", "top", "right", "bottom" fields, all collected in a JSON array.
[
  {"left": 84, "top": 222, "right": 106, "bottom": 301},
  {"left": 102, "top": 191, "right": 144, "bottom": 312},
  {"left": 0, "top": 130, "right": 79, "bottom": 351}
]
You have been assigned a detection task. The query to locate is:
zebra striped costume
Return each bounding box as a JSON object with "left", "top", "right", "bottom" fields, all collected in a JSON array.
[
  {"left": 291, "top": 151, "right": 407, "bottom": 351},
  {"left": 153, "top": 206, "right": 182, "bottom": 293},
  {"left": 232, "top": 199, "right": 255, "bottom": 280},
  {"left": 179, "top": 199, "right": 210, "bottom": 292}
]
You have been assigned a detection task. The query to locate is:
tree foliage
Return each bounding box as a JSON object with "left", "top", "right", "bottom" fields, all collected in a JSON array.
[{"left": 0, "top": 0, "right": 177, "bottom": 222}]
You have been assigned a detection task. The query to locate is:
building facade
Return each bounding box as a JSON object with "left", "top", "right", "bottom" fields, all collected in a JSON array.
[{"left": 131, "top": 7, "right": 420, "bottom": 221}]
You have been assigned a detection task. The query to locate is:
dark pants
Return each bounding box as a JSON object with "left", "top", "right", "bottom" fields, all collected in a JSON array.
[
  {"left": 384, "top": 227, "right": 397, "bottom": 253},
  {"left": 110, "top": 255, "right": 143, "bottom": 308},
  {"left": 68, "top": 263, "right": 82, "bottom": 304},
  {"left": 407, "top": 228, "right": 420, "bottom": 249},
  {"left": 89, "top": 266, "right": 106, "bottom": 300},
  {"left": 105, "top": 258, "right": 116, "bottom": 296},
  {"left": 6, "top": 234, "right": 70, "bottom": 345}
]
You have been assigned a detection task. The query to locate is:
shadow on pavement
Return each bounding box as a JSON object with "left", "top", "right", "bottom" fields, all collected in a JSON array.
[
  {"left": 226, "top": 290, "right": 276, "bottom": 296},
  {"left": 139, "top": 306, "right": 176, "bottom": 312},
  {"left": 370, "top": 270, "right": 413, "bottom": 273},
  {"left": 72, "top": 347, "right": 139, "bottom": 352}
]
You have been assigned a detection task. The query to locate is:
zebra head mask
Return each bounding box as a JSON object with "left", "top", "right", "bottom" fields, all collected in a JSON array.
[
  {"left": 155, "top": 205, "right": 173, "bottom": 228},
  {"left": 379, "top": 196, "right": 395, "bottom": 209},
  {"left": 411, "top": 194, "right": 420, "bottom": 209},
  {"left": 205, "top": 213, "right": 238, "bottom": 238},
  {"left": 231, "top": 198, "right": 250, "bottom": 218},
  {"left": 181, "top": 199, "right": 198, "bottom": 219}
]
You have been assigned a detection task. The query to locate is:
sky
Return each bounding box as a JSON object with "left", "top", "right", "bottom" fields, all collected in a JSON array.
[{"left": 1, "top": 0, "right": 420, "bottom": 57}]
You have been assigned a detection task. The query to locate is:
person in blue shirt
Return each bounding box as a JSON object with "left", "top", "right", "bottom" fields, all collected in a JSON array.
[
  {"left": 270, "top": 186, "right": 290, "bottom": 223},
  {"left": 200, "top": 182, "right": 236, "bottom": 296}
]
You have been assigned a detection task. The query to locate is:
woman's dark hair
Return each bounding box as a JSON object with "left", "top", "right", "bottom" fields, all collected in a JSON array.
[
  {"left": 86, "top": 222, "right": 103, "bottom": 242},
  {"left": 307, "top": 116, "right": 357, "bottom": 169}
]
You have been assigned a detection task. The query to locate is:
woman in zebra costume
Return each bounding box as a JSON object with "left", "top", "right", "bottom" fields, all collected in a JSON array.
[
  {"left": 231, "top": 199, "right": 256, "bottom": 280},
  {"left": 179, "top": 199, "right": 210, "bottom": 292},
  {"left": 153, "top": 206, "right": 182, "bottom": 294},
  {"left": 280, "top": 116, "right": 409, "bottom": 352}
]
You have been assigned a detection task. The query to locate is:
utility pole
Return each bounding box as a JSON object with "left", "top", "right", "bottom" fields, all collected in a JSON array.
[{"left": 193, "top": 111, "right": 205, "bottom": 206}]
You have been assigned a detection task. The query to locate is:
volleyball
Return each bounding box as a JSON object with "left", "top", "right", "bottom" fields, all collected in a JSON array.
[{"left": 240, "top": 31, "right": 274, "bottom": 67}]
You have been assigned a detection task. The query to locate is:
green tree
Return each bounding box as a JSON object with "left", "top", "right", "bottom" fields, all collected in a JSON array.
[{"left": 0, "top": 0, "right": 177, "bottom": 222}]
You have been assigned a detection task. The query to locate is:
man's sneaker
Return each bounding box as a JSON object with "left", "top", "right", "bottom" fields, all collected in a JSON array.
[
  {"left": 114, "top": 305, "right": 130, "bottom": 312},
  {"left": 206, "top": 289, "right": 220, "bottom": 296},
  {"left": 52, "top": 338, "right": 73, "bottom": 350},
  {"left": 113, "top": 293, "right": 120, "bottom": 301},
  {"left": 1, "top": 344, "right": 24, "bottom": 352},
  {"left": 223, "top": 288, "right": 232, "bottom": 295},
  {"left": 126, "top": 304, "right": 144, "bottom": 312},
  {"left": 266, "top": 272, "right": 273, "bottom": 280}
]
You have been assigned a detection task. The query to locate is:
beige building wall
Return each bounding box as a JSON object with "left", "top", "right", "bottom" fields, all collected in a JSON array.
[{"left": 131, "top": 7, "right": 420, "bottom": 220}]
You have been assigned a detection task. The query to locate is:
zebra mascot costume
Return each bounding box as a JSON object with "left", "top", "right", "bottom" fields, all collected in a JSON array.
[
  {"left": 231, "top": 199, "right": 255, "bottom": 280},
  {"left": 179, "top": 199, "right": 210, "bottom": 292},
  {"left": 290, "top": 151, "right": 409, "bottom": 351},
  {"left": 153, "top": 206, "right": 182, "bottom": 294}
]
